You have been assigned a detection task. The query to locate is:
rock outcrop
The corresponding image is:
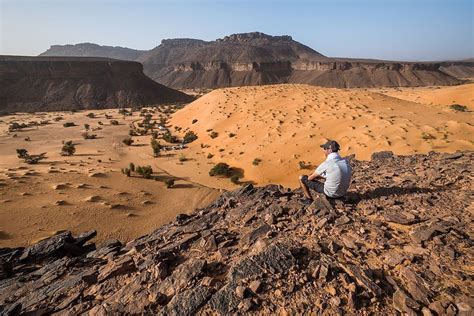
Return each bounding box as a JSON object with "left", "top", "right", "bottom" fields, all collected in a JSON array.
[
  {"left": 40, "top": 32, "right": 474, "bottom": 89},
  {"left": 1, "top": 151, "right": 472, "bottom": 314},
  {"left": 0, "top": 56, "right": 193, "bottom": 113}
]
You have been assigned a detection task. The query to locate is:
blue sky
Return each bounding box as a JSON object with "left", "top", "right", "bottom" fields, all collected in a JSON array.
[{"left": 1, "top": 0, "right": 473, "bottom": 60}]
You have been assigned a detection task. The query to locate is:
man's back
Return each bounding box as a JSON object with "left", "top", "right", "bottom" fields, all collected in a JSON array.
[{"left": 316, "top": 154, "right": 352, "bottom": 198}]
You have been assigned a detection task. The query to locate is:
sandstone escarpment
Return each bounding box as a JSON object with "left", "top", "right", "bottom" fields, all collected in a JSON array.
[
  {"left": 0, "top": 56, "right": 193, "bottom": 113},
  {"left": 1, "top": 151, "right": 472, "bottom": 314},
  {"left": 41, "top": 32, "right": 474, "bottom": 89}
]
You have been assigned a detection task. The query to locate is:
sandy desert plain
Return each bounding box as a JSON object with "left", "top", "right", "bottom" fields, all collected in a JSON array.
[{"left": 1, "top": 83, "right": 473, "bottom": 247}]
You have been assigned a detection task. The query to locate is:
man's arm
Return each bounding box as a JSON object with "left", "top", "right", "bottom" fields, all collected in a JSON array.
[{"left": 308, "top": 171, "right": 324, "bottom": 181}]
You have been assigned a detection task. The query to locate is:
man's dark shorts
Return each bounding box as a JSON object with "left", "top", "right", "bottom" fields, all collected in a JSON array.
[{"left": 300, "top": 175, "right": 325, "bottom": 194}]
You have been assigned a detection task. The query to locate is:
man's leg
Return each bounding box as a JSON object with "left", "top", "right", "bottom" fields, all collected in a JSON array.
[{"left": 299, "top": 175, "right": 313, "bottom": 201}]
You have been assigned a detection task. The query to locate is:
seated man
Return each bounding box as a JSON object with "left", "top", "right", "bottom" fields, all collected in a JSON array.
[{"left": 299, "top": 140, "right": 352, "bottom": 204}]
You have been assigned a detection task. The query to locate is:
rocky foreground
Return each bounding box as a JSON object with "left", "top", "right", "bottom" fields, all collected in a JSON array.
[{"left": 0, "top": 151, "right": 472, "bottom": 314}]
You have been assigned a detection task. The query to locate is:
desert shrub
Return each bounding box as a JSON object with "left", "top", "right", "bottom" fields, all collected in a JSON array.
[
  {"left": 209, "top": 131, "right": 219, "bottom": 139},
  {"left": 421, "top": 132, "right": 436, "bottom": 140},
  {"left": 61, "top": 141, "right": 76, "bottom": 156},
  {"left": 229, "top": 133, "right": 236, "bottom": 138},
  {"left": 151, "top": 139, "right": 161, "bottom": 156},
  {"left": 207, "top": 153, "right": 214, "bottom": 159},
  {"left": 179, "top": 154, "right": 187, "bottom": 162},
  {"left": 81, "top": 132, "right": 97, "bottom": 140},
  {"left": 123, "top": 137, "right": 134, "bottom": 146},
  {"left": 98, "top": 121, "right": 103, "bottom": 125},
  {"left": 163, "top": 132, "right": 178, "bottom": 143},
  {"left": 86, "top": 113, "right": 95, "bottom": 118},
  {"left": 129, "top": 129, "right": 138, "bottom": 136},
  {"left": 252, "top": 158, "right": 262, "bottom": 166},
  {"left": 209, "top": 163, "right": 231, "bottom": 177},
  {"left": 129, "top": 162, "right": 135, "bottom": 172},
  {"left": 105, "top": 114, "right": 112, "bottom": 119},
  {"left": 192, "top": 119, "right": 198, "bottom": 124},
  {"left": 183, "top": 131, "right": 198, "bottom": 144},
  {"left": 84, "top": 123, "right": 90, "bottom": 130},
  {"left": 122, "top": 167, "right": 131, "bottom": 177},
  {"left": 63, "top": 122, "right": 76, "bottom": 128},
  {"left": 16, "top": 149, "right": 28, "bottom": 158},
  {"left": 230, "top": 175, "right": 240, "bottom": 184},
  {"left": 450, "top": 104, "right": 467, "bottom": 112},
  {"left": 54, "top": 116, "right": 63, "bottom": 121},
  {"left": 165, "top": 179, "right": 175, "bottom": 188},
  {"left": 9, "top": 122, "right": 28, "bottom": 131},
  {"left": 136, "top": 165, "right": 153, "bottom": 179},
  {"left": 110, "top": 120, "right": 119, "bottom": 125},
  {"left": 298, "top": 161, "right": 311, "bottom": 169}
]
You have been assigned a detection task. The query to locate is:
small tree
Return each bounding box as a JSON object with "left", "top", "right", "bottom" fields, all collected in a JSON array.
[
  {"left": 230, "top": 175, "right": 240, "bottom": 184},
  {"left": 151, "top": 139, "right": 161, "bottom": 156},
  {"left": 209, "top": 163, "right": 232, "bottom": 177},
  {"left": 84, "top": 123, "right": 90, "bottom": 130},
  {"left": 61, "top": 141, "right": 76, "bottom": 156},
  {"left": 129, "top": 162, "right": 135, "bottom": 172},
  {"left": 163, "top": 132, "right": 178, "bottom": 143},
  {"left": 165, "top": 179, "right": 175, "bottom": 188},
  {"left": 122, "top": 167, "right": 131, "bottom": 177},
  {"left": 183, "top": 131, "right": 198, "bottom": 144},
  {"left": 136, "top": 165, "right": 153, "bottom": 179},
  {"left": 123, "top": 137, "right": 134, "bottom": 146}
]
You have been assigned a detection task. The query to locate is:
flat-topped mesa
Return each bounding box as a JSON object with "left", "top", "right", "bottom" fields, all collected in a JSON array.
[
  {"left": 0, "top": 56, "right": 193, "bottom": 113},
  {"left": 160, "top": 38, "right": 206, "bottom": 46},
  {"left": 0, "top": 151, "right": 472, "bottom": 314},
  {"left": 217, "top": 32, "right": 293, "bottom": 43},
  {"left": 39, "top": 32, "right": 474, "bottom": 89}
]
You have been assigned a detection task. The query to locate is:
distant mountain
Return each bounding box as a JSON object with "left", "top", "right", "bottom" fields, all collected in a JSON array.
[
  {"left": 40, "top": 32, "right": 474, "bottom": 89},
  {"left": 0, "top": 56, "right": 193, "bottom": 113},
  {"left": 40, "top": 43, "right": 145, "bottom": 61}
]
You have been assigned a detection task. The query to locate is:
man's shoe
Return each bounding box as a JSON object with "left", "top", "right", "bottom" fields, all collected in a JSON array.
[{"left": 299, "top": 198, "right": 314, "bottom": 205}]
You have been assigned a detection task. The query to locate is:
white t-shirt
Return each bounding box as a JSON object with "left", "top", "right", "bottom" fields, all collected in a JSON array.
[{"left": 315, "top": 152, "right": 352, "bottom": 198}]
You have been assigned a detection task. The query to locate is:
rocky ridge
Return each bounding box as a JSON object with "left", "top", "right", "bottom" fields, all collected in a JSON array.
[
  {"left": 40, "top": 32, "right": 474, "bottom": 89},
  {"left": 0, "top": 56, "right": 193, "bottom": 113},
  {"left": 0, "top": 151, "right": 472, "bottom": 314}
]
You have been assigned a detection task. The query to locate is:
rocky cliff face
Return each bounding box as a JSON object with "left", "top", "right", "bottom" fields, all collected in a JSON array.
[
  {"left": 39, "top": 43, "right": 145, "bottom": 61},
  {"left": 40, "top": 32, "right": 474, "bottom": 89},
  {"left": 1, "top": 151, "right": 472, "bottom": 314},
  {"left": 0, "top": 56, "right": 193, "bottom": 113}
]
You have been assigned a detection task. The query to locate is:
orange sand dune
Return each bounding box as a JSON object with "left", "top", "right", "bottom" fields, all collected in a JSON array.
[
  {"left": 371, "top": 83, "right": 474, "bottom": 108},
  {"left": 170, "top": 84, "right": 473, "bottom": 188}
]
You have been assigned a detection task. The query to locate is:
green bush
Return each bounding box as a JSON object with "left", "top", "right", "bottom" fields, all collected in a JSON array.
[
  {"left": 61, "top": 141, "right": 76, "bottom": 156},
  {"left": 163, "top": 132, "right": 178, "bottom": 143},
  {"left": 136, "top": 165, "right": 153, "bottom": 179},
  {"left": 123, "top": 137, "right": 134, "bottom": 146},
  {"left": 183, "top": 131, "right": 198, "bottom": 144},
  {"left": 252, "top": 158, "right": 262, "bottom": 166},
  {"left": 165, "top": 179, "right": 175, "bottom": 188},
  {"left": 122, "top": 167, "right": 131, "bottom": 177},
  {"left": 81, "top": 132, "right": 97, "bottom": 140},
  {"left": 230, "top": 175, "right": 240, "bottom": 184},
  {"left": 129, "top": 162, "right": 135, "bottom": 172},
  {"left": 298, "top": 161, "right": 311, "bottom": 169},
  {"left": 209, "top": 163, "right": 231, "bottom": 177},
  {"left": 84, "top": 124, "right": 90, "bottom": 130},
  {"left": 151, "top": 139, "right": 161, "bottom": 156},
  {"left": 450, "top": 104, "right": 467, "bottom": 112}
]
